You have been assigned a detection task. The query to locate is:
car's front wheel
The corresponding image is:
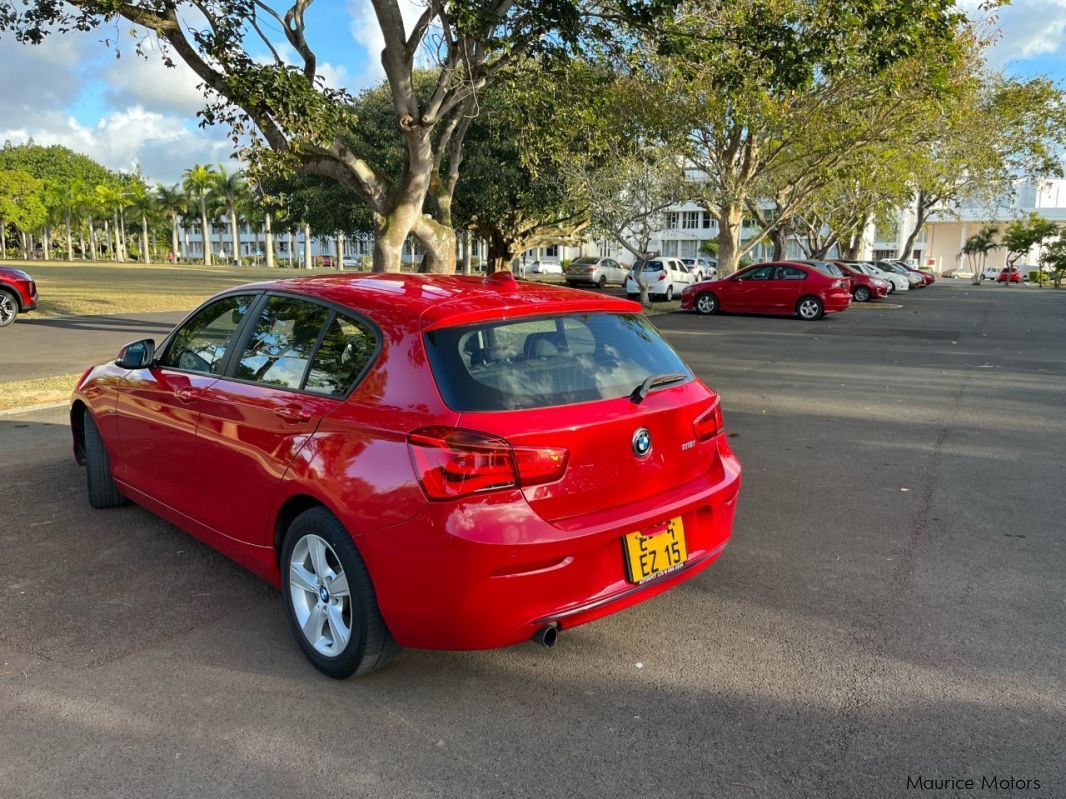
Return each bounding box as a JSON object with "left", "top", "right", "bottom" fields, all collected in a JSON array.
[
  {"left": 796, "top": 296, "right": 824, "bottom": 321},
  {"left": 281, "top": 507, "right": 399, "bottom": 678},
  {"left": 0, "top": 290, "right": 19, "bottom": 327},
  {"left": 84, "top": 413, "right": 130, "bottom": 509},
  {"left": 695, "top": 292, "right": 719, "bottom": 315},
  {"left": 853, "top": 285, "right": 871, "bottom": 302}
]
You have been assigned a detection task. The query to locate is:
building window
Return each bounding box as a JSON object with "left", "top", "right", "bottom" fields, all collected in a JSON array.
[
  {"left": 664, "top": 212, "right": 679, "bottom": 229},
  {"left": 661, "top": 240, "right": 678, "bottom": 257},
  {"left": 682, "top": 211, "right": 701, "bottom": 229},
  {"left": 544, "top": 245, "right": 559, "bottom": 259}
]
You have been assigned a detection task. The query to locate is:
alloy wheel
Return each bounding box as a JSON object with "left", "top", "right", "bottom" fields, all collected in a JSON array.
[
  {"left": 0, "top": 294, "right": 16, "bottom": 326},
  {"left": 854, "top": 286, "right": 871, "bottom": 302},
  {"left": 288, "top": 533, "right": 352, "bottom": 657},
  {"left": 696, "top": 293, "right": 717, "bottom": 315},
  {"left": 798, "top": 298, "right": 822, "bottom": 320}
]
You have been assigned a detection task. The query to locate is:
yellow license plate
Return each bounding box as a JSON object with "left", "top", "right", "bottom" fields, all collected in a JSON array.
[{"left": 623, "top": 518, "right": 688, "bottom": 584}]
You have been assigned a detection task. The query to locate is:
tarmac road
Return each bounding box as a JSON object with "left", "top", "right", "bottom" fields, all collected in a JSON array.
[{"left": 0, "top": 281, "right": 1063, "bottom": 798}]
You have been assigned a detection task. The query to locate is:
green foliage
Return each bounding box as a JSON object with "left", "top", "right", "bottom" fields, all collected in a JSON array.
[
  {"left": 1001, "top": 213, "right": 1059, "bottom": 267},
  {"left": 0, "top": 168, "right": 47, "bottom": 230},
  {"left": 699, "top": 240, "right": 719, "bottom": 257},
  {"left": 1040, "top": 236, "right": 1066, "bottom": 287}
]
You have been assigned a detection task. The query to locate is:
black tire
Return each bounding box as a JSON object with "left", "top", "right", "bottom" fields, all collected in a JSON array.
[
  {"left": 281, "top": 507, "right": 399, "bottom": 679},
  {"left": 796, "top": 295, "right": 824, "bottom": 321},
  {"left": 0, "top": 289, "right": 19, "bottom": 327},
  {"left": 597, "top": 275, "right": 607, "bottom": 289},
  {"left": 887, "top": 282, "right": 895, "bottom": 294},
  {"left": 853, "top": 285, "right": 871, "bottom": 302},
  {"left": 695, "top": 292, "right": 719, "bottom": 315},
  {"left": 665, "top": 285, "right": 674, "bottom": 302},
  {"left": 626, "top": 292, "right": 638, "bottom": 301},
  {"left": 84, "top": 413, "right": 129, "bottom": 509}
]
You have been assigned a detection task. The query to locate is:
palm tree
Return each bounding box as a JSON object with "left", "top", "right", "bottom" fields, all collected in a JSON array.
[
  {"left": 127, "top": 179, "right": 155, "bottom": 264},
  {"left": 183, "top": 164, "right": 217, "bottom": 265},
  {"left": 155, "top": 183, "right": 186, "bottom": 262},
  {"left": 48, "top": 180, "right": 81, "bottom": 261},
  {"left": 212, "top": 166, "right": 245, "bottom": 265},
  {"left": 94, "top": 184, "right": 121, "bottom": 261}
]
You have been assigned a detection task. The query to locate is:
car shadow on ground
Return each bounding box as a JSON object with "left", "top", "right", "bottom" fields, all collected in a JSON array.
[{"left": 17, "top": 315, "right": 179, "bottom": 334}]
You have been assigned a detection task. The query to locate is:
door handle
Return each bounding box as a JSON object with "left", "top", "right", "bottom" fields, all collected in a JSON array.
[
  {"left": 175, "top": 388, "right": 202, "bottom": 404},
  {"left": 273, "top": 404, "right": 312, "bottom": 423}
]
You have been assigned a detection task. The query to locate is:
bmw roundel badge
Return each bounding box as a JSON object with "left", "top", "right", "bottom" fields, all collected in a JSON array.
[{"left": 632, "top": 427, "right": 652, "bottom": 458}]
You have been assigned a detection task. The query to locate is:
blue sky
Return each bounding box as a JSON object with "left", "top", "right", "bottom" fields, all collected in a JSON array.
[{"left": 0, "top": 0, "right": 1063, "bottom": 184}]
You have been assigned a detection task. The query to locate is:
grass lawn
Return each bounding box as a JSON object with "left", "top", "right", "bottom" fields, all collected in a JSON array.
[
  {"left": 3, "top": 259, "right": 342, "bottom": 317},
  {"left": 0, "top": 372, "right": 84, "bottom": 412}
]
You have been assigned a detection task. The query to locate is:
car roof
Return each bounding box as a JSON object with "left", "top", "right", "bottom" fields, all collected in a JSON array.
[{"left": 232, "top": 272, "right": 642, "bottom": 331}]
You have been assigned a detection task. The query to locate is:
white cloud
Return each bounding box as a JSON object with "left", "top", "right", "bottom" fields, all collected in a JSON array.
[
  {"left": 347, "top": 0, "right": 429, "bottom": 88},
  {"left": 0, "top": 108, "right": 233, "bottom": 184},
  {"left": 964, "top": 0, "right": 1066, "bottom": 67},
  {"left": 101, "top": 41, "right": 208, "bottom": 117}
]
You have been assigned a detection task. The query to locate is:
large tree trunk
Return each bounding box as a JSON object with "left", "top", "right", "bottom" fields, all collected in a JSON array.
[
  {"left": 265, "top": 214, "right": 274, "bottom": 268},
  {"left": 899, "top": 191, "right": 929, "bottom": 260},
  {"left": 141, "top": 213, "right": 151, "bottom": 264},
  {"left": 716, "top": 201, "right": 745, "bottom": 276},
  {"left": 486, "top": 229, "right": 516, "bottom": 273},
  {"left": 336, "top": 231, "right": 345, "bottom": 271},
  {"left": 769, "top": 226, "right": 787, "bottom": 261},
  {"left": 230, "top": 208, "right": 240, "bottom": 265},
  {"left": 303, "top": 223, "right": 313, "bottom": 269},
  {"left": 200, "top": 199, "right": 212, "bottom": 266},
  {"left": 412, "top": 215, "right": 456, "bottom": 274}
]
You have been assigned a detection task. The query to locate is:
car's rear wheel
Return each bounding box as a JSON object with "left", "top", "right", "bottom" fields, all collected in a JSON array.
[
  {"left": 665, "top": 285, "right": 674, "bottom": 302},
  {"left": 0, "top": 290, "right": 18, "bottom": 327},
  {"left": 84, "top": 413, "right": 130, "bottom": 509},
  {"left": 853, "top": 285, "right": 871, "bottom": 302},
  {"left": 695, "top": 292, "right": 719, "bottom": 315},
  {"left": 796, "top": 296, "right": 824, "bottom": 321},
  {"left": 281, "top": 507, "right": 399, "bottom": 678},
  {"left": 597, "top": 275, "right": 607, "bottom": 289}
]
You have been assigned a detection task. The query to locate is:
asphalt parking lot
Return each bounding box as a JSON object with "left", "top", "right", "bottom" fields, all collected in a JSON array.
[{"left": 1, "top": 281, "right": 1063, "bottom": 798}]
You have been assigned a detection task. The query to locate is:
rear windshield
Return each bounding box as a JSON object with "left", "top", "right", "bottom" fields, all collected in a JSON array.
[
  {"left": 571, "top": 257, "right": 599, "bottom": 265},
  {"left": 808, "top": 261, "right": 844, "bottom": 277},
  {"left": 424, "top": 313, "right": 692, "bottom": 411},
  {"left": 641, "top": 261, "right": 665, "bottom": 272}
]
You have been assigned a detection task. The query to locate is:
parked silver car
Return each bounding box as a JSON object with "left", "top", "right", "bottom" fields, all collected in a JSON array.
[
  {"left": 565, "top": 256, "right": 629, "bottom": 288},
  {"left": 681, "top": 257, "right": 718, "bottom": 280}
]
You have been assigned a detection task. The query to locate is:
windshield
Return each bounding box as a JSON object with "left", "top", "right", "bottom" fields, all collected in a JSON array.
[{"left": 424, "top": 313, "right": 692, "bottom": 411}]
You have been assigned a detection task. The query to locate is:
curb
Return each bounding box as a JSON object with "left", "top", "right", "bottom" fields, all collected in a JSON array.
[{"left": 0, "top": 400, "right": 69, "bottom": 418}]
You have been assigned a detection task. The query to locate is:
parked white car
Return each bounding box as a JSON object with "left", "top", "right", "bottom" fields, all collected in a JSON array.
[
  {"left": 528, "top": 260, "right": 564, "bottom": 275},
  {"left": 625, "top": 257, "right": 698, "bottom": 301},
  {"left": 564, "top": 256, "right": 628, "bottom": 287},
  {"left": 857, "top": 262, "right": 908, "bottom": 292},
  {"left": 875, "top": 260, "right": 922, "bottom": 288},
  {"left": 980, "top": 266, "right": 1001, "bottom": 281}
]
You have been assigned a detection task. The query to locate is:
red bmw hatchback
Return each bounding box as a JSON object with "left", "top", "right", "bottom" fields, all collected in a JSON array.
[
  {"left": 70, "top": 273, "right": 742, "bottom": 677},
  {"left": 681, "top": 261, "right": 851, "bottom": 320},
  {"left": 0, "top": 266, "right": 39, "bottom": 327}
]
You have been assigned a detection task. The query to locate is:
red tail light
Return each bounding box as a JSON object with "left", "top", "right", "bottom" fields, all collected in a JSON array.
[
  {"left": 408, "top": 427, "right": 568, "bottom": 500},
  {"left": 657, "top": 272, "right": 667, "bottom": 281},
  {"left": 693, "top": 401, "right": 723, "bottom": 441}
]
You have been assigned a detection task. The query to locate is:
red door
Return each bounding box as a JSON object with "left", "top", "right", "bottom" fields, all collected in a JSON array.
[
  {"left": 115, "top": 294, "right": 258, "bottom": 511},
  {"left": 191, "top": 295, "right": 372, "bottom": 546},
  {"left": 766, "top": 264, "right": 810, "bottom": 312},
  {"left": 721, "top": 264, "right": 774, "bottom": 311}
]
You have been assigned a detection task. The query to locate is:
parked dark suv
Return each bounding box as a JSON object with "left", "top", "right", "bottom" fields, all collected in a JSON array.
[{"left": 0, "top": 266, "right": 38, "bottom": 327}]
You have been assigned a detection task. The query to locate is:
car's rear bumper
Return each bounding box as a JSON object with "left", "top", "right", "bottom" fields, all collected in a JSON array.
[
  {"left": 358, "top": 437, "right": 742, "bottom": 650},
  {"left": 565, "top": 275, "right": 599, "bottom": 285},
  {"left": 824, "top": 293, "right": 852, "bottom": 313}
]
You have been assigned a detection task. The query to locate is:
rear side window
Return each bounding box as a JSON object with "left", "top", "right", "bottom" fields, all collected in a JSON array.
[
  {"left": 235, "top": 296, "right": 330, "bottom": 390},
  {"left": 305, "top": 314, "right": 376, "bottom": 396},
  {"left": 776, "top": 266, "right": 807, "bottom": 280},
  {"left": 424, "top": 313, "right": 692, "bottom": 411},
  {"left": 808, "top": 262, "right": 844, "bottom": 277}
]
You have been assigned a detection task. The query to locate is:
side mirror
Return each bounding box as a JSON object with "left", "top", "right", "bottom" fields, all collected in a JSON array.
[{"left": 116, "top": 339, "right": 155, "bottom": 369}]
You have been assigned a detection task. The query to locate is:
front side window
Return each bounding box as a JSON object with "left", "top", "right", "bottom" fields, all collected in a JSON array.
[
  {"left": 162, "top": 294, "right": 257, "bottom": 375},
  {"left": 235, "top": 296, "right": 330, "bottom": 390},
  {"left": 739, "top": 266, "right": 773, "bottom": 281},
  {"left": 425, "top": 313, "right": 691, "bottom": 411}
]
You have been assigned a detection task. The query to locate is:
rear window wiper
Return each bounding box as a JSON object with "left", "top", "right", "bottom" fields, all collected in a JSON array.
[{"left": 629, "top": 373, "right": 688, "bottom": 404}]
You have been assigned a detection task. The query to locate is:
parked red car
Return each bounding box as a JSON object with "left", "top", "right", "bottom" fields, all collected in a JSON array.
[
  {"left": 70, "top": 273, "right": 742, "bottom": 677},
  {"left": 0, "top": 266, "right": 38, "bottom": 327},
  {"left": 894, "top": 260, "right": 935, "bottom": 286},
  {"left": 681, "top": 261, "right": 852, "bottom": 320},
  {"left": 833, "top": 261, "right": 890, "bottom": 302},
  {"left": 997, "top": 268, "right": 1022, "bottom": 283}
]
